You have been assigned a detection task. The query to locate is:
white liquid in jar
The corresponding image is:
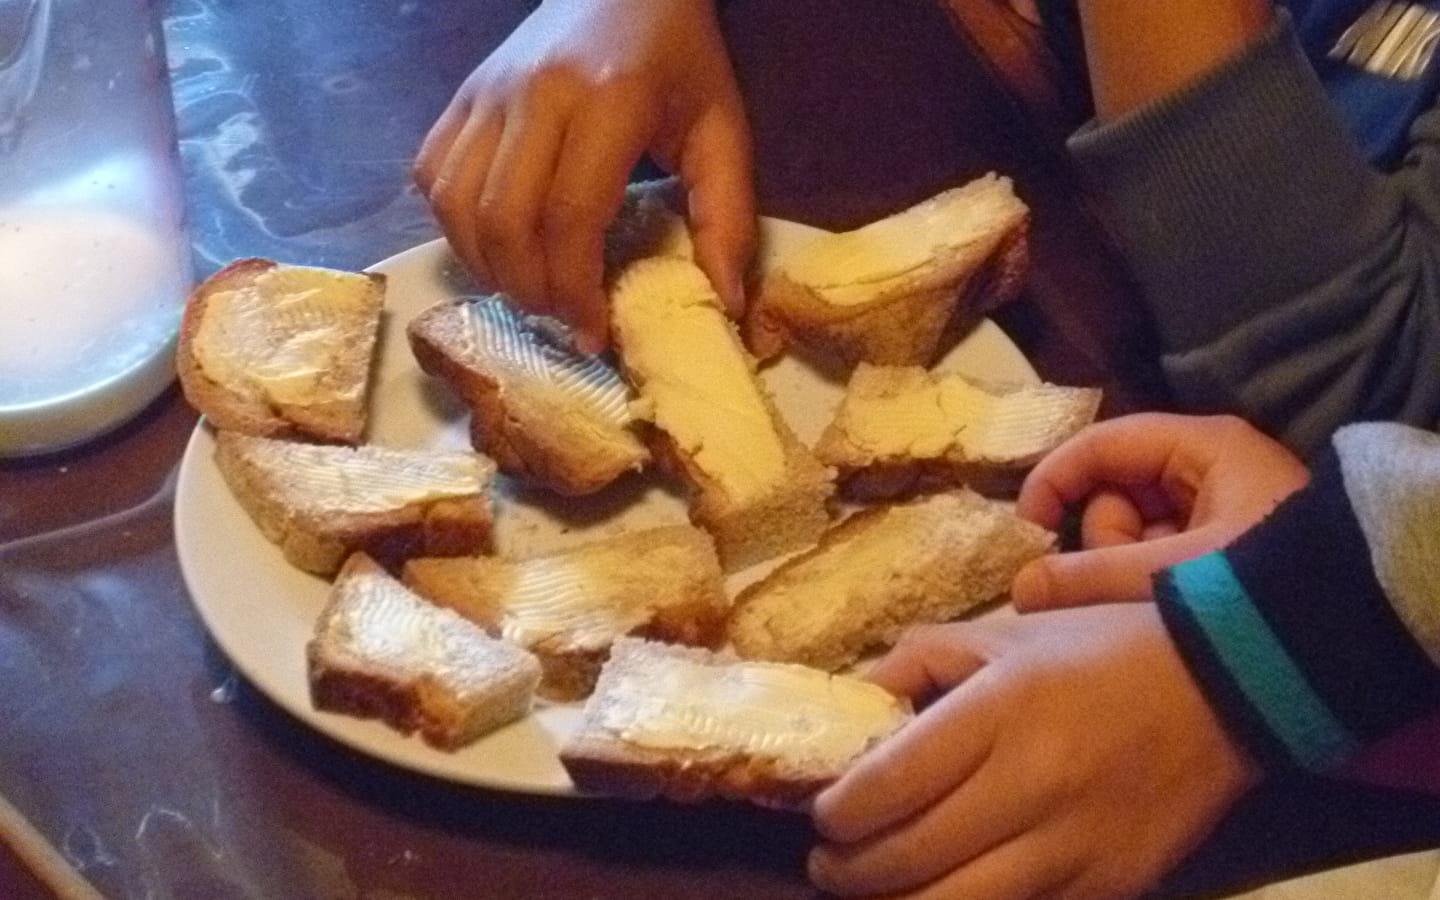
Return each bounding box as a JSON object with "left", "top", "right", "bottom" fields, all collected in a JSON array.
[{"left": 0, "top": 205, "right": 187, "bottom": 409}]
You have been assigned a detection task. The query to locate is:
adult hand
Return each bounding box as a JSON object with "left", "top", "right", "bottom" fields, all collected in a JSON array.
[
  {"left": 809, "top": 606, "right": 1259, "bottom": 900},
  {"left": 414, "top": 0, "right": 756, "bottom": 351},
  {"left": 1012, "top": 413, "right": 1309, "bottom": 609}
]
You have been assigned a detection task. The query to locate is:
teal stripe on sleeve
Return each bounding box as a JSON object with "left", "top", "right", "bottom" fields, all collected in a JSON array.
[{"left": 1170, "top": 553, "right": 1361, "bottom": 770}]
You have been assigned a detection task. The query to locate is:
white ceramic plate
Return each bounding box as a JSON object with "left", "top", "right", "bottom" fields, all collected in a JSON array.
[{"left": 174, "top": 223, "right": 1039, "bottom": 796}]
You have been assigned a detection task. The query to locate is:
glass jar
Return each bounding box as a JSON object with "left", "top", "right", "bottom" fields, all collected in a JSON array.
[{"left": 0, "top": 0, "right": 192, "bottom": 456}]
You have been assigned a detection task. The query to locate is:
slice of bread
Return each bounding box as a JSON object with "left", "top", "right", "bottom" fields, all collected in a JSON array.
[
  {"left": 559, "top": 637, "right": 911, "bottom": 807},
  {"left": 816, "top": 364, "right": 1101, "bottom": 500},
  {"left": 177, "top": 258, "right": 385, "bottom": 444},
  {"left": 609, "top": 256, "right": 835, "bottom": 570},
  {"left": 603, "top": 178, "right": 693, "bottom": 273},
  {"left": 214, "top": 431, "right": 496, "bottom": 576},
  {"left": 407, "top": 296, "right": 650, "bottom": 496},
  {"left": 743, "top": 173, "right": 1029, "bottom": 367},
  {"left": 728, "top": 489, "right": 1054, "bottom": 672},
  {"left": 308, "top": 553, "right": 541, "bottom": 751},
  {"left": 402, "top": 525, "right": 729, "bottom": 701}
]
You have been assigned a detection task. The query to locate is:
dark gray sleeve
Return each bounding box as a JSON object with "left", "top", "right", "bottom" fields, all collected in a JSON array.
[{"left": 1067, "top": 11, "right": 1440, "bottom": 457}]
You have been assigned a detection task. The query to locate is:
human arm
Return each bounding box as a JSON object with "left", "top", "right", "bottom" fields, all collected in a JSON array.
[
  {"left": 413, "top": 0, "right": 755, "bottom": 351},
  {"left": 1061, "top": 7, "right": 1440, "bottom": 455}
]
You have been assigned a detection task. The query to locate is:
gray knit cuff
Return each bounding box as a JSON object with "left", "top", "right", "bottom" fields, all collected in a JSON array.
[{"left": 1067, "top": 11, "right": 1391, "bottom": 351}]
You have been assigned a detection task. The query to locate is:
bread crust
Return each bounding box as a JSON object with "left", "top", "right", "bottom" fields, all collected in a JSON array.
[
  {"left": 815, "top": 365, "right": 1101, "bottom": 501},
  {"left": 407, "top": 298, "right": 650, "bottom": 496},
  {"left": 727, "top": 490, "right": 1055, "bottom": 671},
  {"left": 402, "top": 525, "right": 729, "bottom": 702},
  {"left": 177, "top": 258, "right": 385, "bottom": 444},
  {"left": 307, "top": 553, "right": 539, "bottom": 751},
  {"left": 214, "top": 431, "right": 494, "bottom": 576},
  {"left": 559, "top": 639, "right": 907, "bottom": 808},
  {"left": 743, "top": 179, "right": 1029, "bottom": 367}
]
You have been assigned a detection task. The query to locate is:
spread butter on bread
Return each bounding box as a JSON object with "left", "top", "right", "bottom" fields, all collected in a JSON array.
[
  {"left": 816, "top": 364, "right": 1101, "bottom": 500},
  {"left": 407, "top": 296, "right": 650, "bottom": 496},
  {"left": 743, "top": 173, "right": 1029, "bottom": 367},
  {"left": 559, "top": 637, "right": 911, "bottom": 807},
  {"left": 308, "top": 553, "right": 541, "bottom": 751},
  {"left": 728, "top": 489, "right": 1054, "bottom": 672},
  {"left": 177, "top": 258, "right": 385, "bottom": 444},
  {"left": 609, "top": 256, "right": 835, "bottom": 570},
  {"left": 214, "top": 431, "right": 496, "bottom": 576},
  {"left": 403, "top": 525, "right": 729, "bottom": 701}
]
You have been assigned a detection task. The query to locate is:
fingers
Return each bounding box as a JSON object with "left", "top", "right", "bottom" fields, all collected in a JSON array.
[
  {"left": 1010, "top": 526, "right": 1232, "bottom": 611},
  {"left": 423, "top": 109, "right": 506, "bottom": 291},
  {"left": 678, "top": 100, "right": 757, "bottom": 317},
  {"left": 1016, "top": 413, "right": 1215, "bottom": 529},
  {"left": 544, "top": 92, "right": 655, "bottom": 351},
  {"left": 813, "top": 651, "right": 998, "bottom": 845},
  {"left": 862, "top": 623, "right": 990, "bottom": 702}
]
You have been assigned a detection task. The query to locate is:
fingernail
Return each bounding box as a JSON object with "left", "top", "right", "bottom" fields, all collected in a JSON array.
[
  {"left": 1010, "top": 563, "right": 1050, "bottom": 612},
  {"left": 575, "top": 330, "right": 607, "bottom": 356}
]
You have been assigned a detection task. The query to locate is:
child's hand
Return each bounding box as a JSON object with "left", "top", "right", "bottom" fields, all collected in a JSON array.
[
  {"left": 809, "top": 607, "right": 1258, "bottom": 900},
  {"left": 413, "top": 0, "right": 756, "bottom": 352},
  {"left": 1013, "top": 413, "right": 1309, "bottom": 609}
]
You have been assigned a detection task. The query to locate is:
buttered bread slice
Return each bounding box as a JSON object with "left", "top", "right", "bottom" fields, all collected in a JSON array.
[
  {"left": 560, "top": 637, "right": 911, "bottom": 807},
  {"left": 408, "top": 296, "right": 649, "bottom": 496},
  {"left": 817, "top": 364, "right": 1101, "bottom": 499},
  {"left": 403, "top": 525, "right": 728, "bottom": 701},
  {"left": 744, "top": 174, "right": 1028, "bottom": 366},
  {"left": 728, "top": 489, "right": 1054, "bottom": 672},
  {"left": 178, "top": 258, "right": 385, "bottom": 444},
  {"left": 214, "top": 431, "right": 496, "bottom": 576},
  {"left": 309, "top": 553, "right": 541, "bottom": 751},
  {"left": 609, "top": 257, "right": 834, "bottom": 570}
]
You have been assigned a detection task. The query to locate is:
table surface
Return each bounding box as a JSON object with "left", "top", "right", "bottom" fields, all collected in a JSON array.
[{"left": 4, "top": 2, "right": 1438, "bottom": 899}]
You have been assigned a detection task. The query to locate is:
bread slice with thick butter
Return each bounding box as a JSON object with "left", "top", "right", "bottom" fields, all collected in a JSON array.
[
  {"left": 744, "top": 173, "right": 1029, "bottom": 367},
  {"left": 177, "top": 258, "right": 385, "bottom": 444},
  {"left": 308, "top": 553, "right": 541, "bottom": 751},
  {"left": 214, "top": 431, "right": 496, "bottom": 576},
  {"left": 609, "top": 256, "right": 834, "bottom": 570},
  {"left": 403, "top": 525, "right": 729, "bottom": 701},
  {"left": 728, "top": 489, "right": 1054, "bottom": 672},
  {"left": 817, "top": 364, "right": 1101, "bottom": 499},
  {"left": 408, "top": 296, "right": 650, "bottom": 496},
  {"left": 560, "top": 637, "right": 911, "bottom": 808}
]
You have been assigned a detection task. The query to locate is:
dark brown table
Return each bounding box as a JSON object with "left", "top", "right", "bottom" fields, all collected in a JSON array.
[{"left": 4, "top": 2, "right": 1437, "bottom": 898}]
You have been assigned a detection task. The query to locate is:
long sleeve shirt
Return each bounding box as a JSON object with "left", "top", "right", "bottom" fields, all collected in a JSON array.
[
  {"left": 1156, "top": 421, "right": 1440, "bottom": 794},
  {"left": 1051, "top": 6, "right": 1440, "bottom": 457}
]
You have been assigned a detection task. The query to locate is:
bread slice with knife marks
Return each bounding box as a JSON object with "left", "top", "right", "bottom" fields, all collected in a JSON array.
[
  {"left": 177, "top": 258, "right": 386, "bottom": 445},
  {"left": 403, "top": 525, "right": 728, "bottom": 701},
  {"left": 213, "top": 431, "right": 497, "bottom": 576},
  {"left": 608, "top": 256, "right": 836, "bottom": 571},
  {"left": 816, "top": 363, "right": 1101, "bottom": 500},
  {"left": 559, "top": 637, "right": 911, "bottom": 808},
  {"left": 743, "top": 173, "right": 1029, "bottom": 367},
  {"left": 308, "top": 553, "right": 541, "bottom": 751},
  {"left": 407, "top": 296, "right": 650, "bottom": 496},
  {"left": 727, "top": 488, "right": 1054, "bottom": 672}
]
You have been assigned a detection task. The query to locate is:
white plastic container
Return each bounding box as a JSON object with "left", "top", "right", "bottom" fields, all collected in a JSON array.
[{"left": 0, "top": 0, "right": 192, "bottom": 456}]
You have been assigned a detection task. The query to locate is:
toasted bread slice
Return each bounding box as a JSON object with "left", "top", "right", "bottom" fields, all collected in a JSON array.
[
  {"left": 177, "top": 258, "right": 385, "bottom": 444},
  {"left": 609, "top": 257, "right": 835, "bottom": 570},
  {"left": 308, "top": 553, "right": 541, "bottom": 751},
  {"left": 559, "top": 638, "right": 910, "bottom": 807},
  {"left": 214, "top": 431, "right": 495, "bottom": 576},
  {"left": 403, "top": 526, "right": 729, "bottom": 701},
  {"left": 816, "top": 364, "right": 1101, "bottom": 500},
  {"left": 407, "top": 296, "right": 650, "bottom": 496},
  {"left": 728, "top": 489, "right": 1054, "bottom": 672},
  {"left": 744, "top": 174, "right": 1029, "bottom": 366}
]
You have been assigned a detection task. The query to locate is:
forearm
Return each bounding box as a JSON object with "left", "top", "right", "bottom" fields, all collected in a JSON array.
[{"left": 1077, "top": 0, "right": 1273, "bottom": 121}]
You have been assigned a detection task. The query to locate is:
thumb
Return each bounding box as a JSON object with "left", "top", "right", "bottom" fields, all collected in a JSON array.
[
  {"left": 1012, "top": 528, "right": 1232, "bottom": 611},
  {"left": 678, "top": 100, "right": 757, "bottom": 317}
]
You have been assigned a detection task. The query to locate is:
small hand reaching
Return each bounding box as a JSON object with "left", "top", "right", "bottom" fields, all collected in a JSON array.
[{"left": 1012, "top": 413, "right": 1310, "bottom": 609}]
